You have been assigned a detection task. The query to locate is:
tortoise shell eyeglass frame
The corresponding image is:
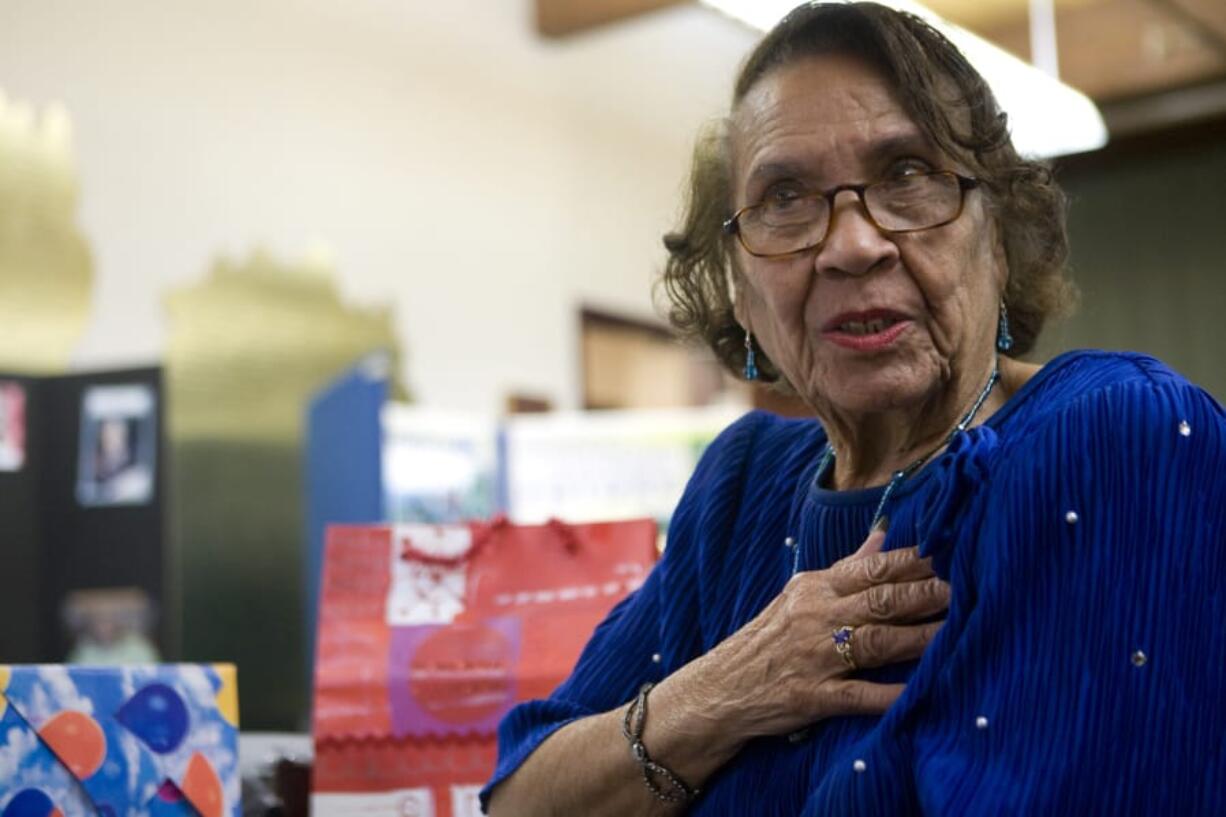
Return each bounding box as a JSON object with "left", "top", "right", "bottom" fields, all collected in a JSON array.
[{"left": 722, "top": 171, "right": 981, "bottom": 259}]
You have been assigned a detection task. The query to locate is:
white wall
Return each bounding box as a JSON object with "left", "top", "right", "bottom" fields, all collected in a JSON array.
[{"left": 0, "top": 0, "right": 755, "bottom": 411}]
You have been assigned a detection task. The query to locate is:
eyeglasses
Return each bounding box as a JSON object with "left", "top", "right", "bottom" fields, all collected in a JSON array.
[{"left": 722, "top": 171, "right": 980, "bottom": 258}]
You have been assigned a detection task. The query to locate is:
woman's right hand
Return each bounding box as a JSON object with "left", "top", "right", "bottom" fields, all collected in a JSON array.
[{"left": 649, "top": 527, "right": 949, "bottom": 751}]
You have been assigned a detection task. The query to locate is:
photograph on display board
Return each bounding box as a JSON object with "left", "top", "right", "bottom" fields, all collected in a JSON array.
[
  {"left": 76, "top": 384, "right": 157, "bottom": 507},
  {"left": 0, "top": 381, "right": 26, "bottom": 472}
]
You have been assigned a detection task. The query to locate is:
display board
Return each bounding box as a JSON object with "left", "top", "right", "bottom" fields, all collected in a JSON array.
[
  {"left": 0, "top": 367, "right": 166, "bottom": 663},
  {"left": 381, "top": 406, "right": 500, "bottom": 525},
  {"left": 502, "top": 405, "right": 743, "bottom": 546},
  {"left": 304, "top": 359, "right": 389, "bottom": 682}
]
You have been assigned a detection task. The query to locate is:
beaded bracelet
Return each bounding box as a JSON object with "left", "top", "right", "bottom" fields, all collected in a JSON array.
[{"left": 620, "top": 682, "right": 700, "bottom": 804}]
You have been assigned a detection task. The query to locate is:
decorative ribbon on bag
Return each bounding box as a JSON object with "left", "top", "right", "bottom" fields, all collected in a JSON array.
[{"left": 396, "top": 515, "right": 582, "bottom": 566}]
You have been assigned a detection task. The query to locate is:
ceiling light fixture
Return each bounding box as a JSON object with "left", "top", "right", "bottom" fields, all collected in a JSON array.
[{"left": 698, "top": 0, "right": 1108, "bottom": 159}]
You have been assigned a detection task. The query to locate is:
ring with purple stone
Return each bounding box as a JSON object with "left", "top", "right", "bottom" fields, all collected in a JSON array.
[{"left": 832, "top": 625, "right": 857, "bottom": 670}]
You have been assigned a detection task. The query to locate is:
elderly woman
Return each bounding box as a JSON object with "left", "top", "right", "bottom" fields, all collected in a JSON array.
[{"left": 483, "top": 3, "right": 1226, "bottom": 815}]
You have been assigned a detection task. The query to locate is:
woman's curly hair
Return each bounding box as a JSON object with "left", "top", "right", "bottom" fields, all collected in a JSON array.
[{"left": 660, "top": 1, "right": 1075, "bottom": 386}]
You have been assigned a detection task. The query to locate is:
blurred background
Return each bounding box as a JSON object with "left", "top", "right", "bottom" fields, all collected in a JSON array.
[{"left": 0, "top": 0, "right": 1223, "bottom": 737}]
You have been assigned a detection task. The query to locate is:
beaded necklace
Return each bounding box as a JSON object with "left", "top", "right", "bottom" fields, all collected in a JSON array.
[{"left": 791, "top": 359, "right": 1000, "bottom": 576}]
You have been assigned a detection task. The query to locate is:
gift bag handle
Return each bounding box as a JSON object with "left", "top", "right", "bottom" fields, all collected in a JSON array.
[{"left": 397, "top": 515, "right": 581, "bottom": 567}]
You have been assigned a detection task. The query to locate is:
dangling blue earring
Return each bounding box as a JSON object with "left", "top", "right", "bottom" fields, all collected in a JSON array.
[
  {"left": 996, "top": 300, "right": 1014, "bottom": 353},
  {"left": 743, "top": 329, "right": 759, "bottom": 380}
]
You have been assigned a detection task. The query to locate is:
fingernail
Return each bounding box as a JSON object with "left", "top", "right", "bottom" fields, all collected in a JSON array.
[{"left": 871, "top": 515, "right": 890, "bottom": 533}]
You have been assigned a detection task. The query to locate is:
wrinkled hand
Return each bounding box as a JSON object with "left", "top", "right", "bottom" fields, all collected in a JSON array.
[{"left": 685, "top": 526, "right": 949, "bottom": 740}]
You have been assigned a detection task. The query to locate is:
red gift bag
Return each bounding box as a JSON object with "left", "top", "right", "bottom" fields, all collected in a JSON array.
[{"left": 312, "top": 517, "right": 657, "bottom": 816}]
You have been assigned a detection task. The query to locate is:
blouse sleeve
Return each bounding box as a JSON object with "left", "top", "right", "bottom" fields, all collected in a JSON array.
[
  {"left": 479, "top": 411, "right": 766, "bottom": 810},
  {"left": 886, "top": 375, "right": 1226, "bottom": 815}
]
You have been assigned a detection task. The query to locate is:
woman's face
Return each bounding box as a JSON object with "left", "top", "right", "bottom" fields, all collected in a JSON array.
[{"left": 731, "top": 53, "right": 1006, "bottom": 419}]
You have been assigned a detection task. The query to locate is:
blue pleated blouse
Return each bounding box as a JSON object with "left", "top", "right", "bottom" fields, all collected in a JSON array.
[{"left": 481, "top": 350, "right": 1226, "bottom": 815}]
